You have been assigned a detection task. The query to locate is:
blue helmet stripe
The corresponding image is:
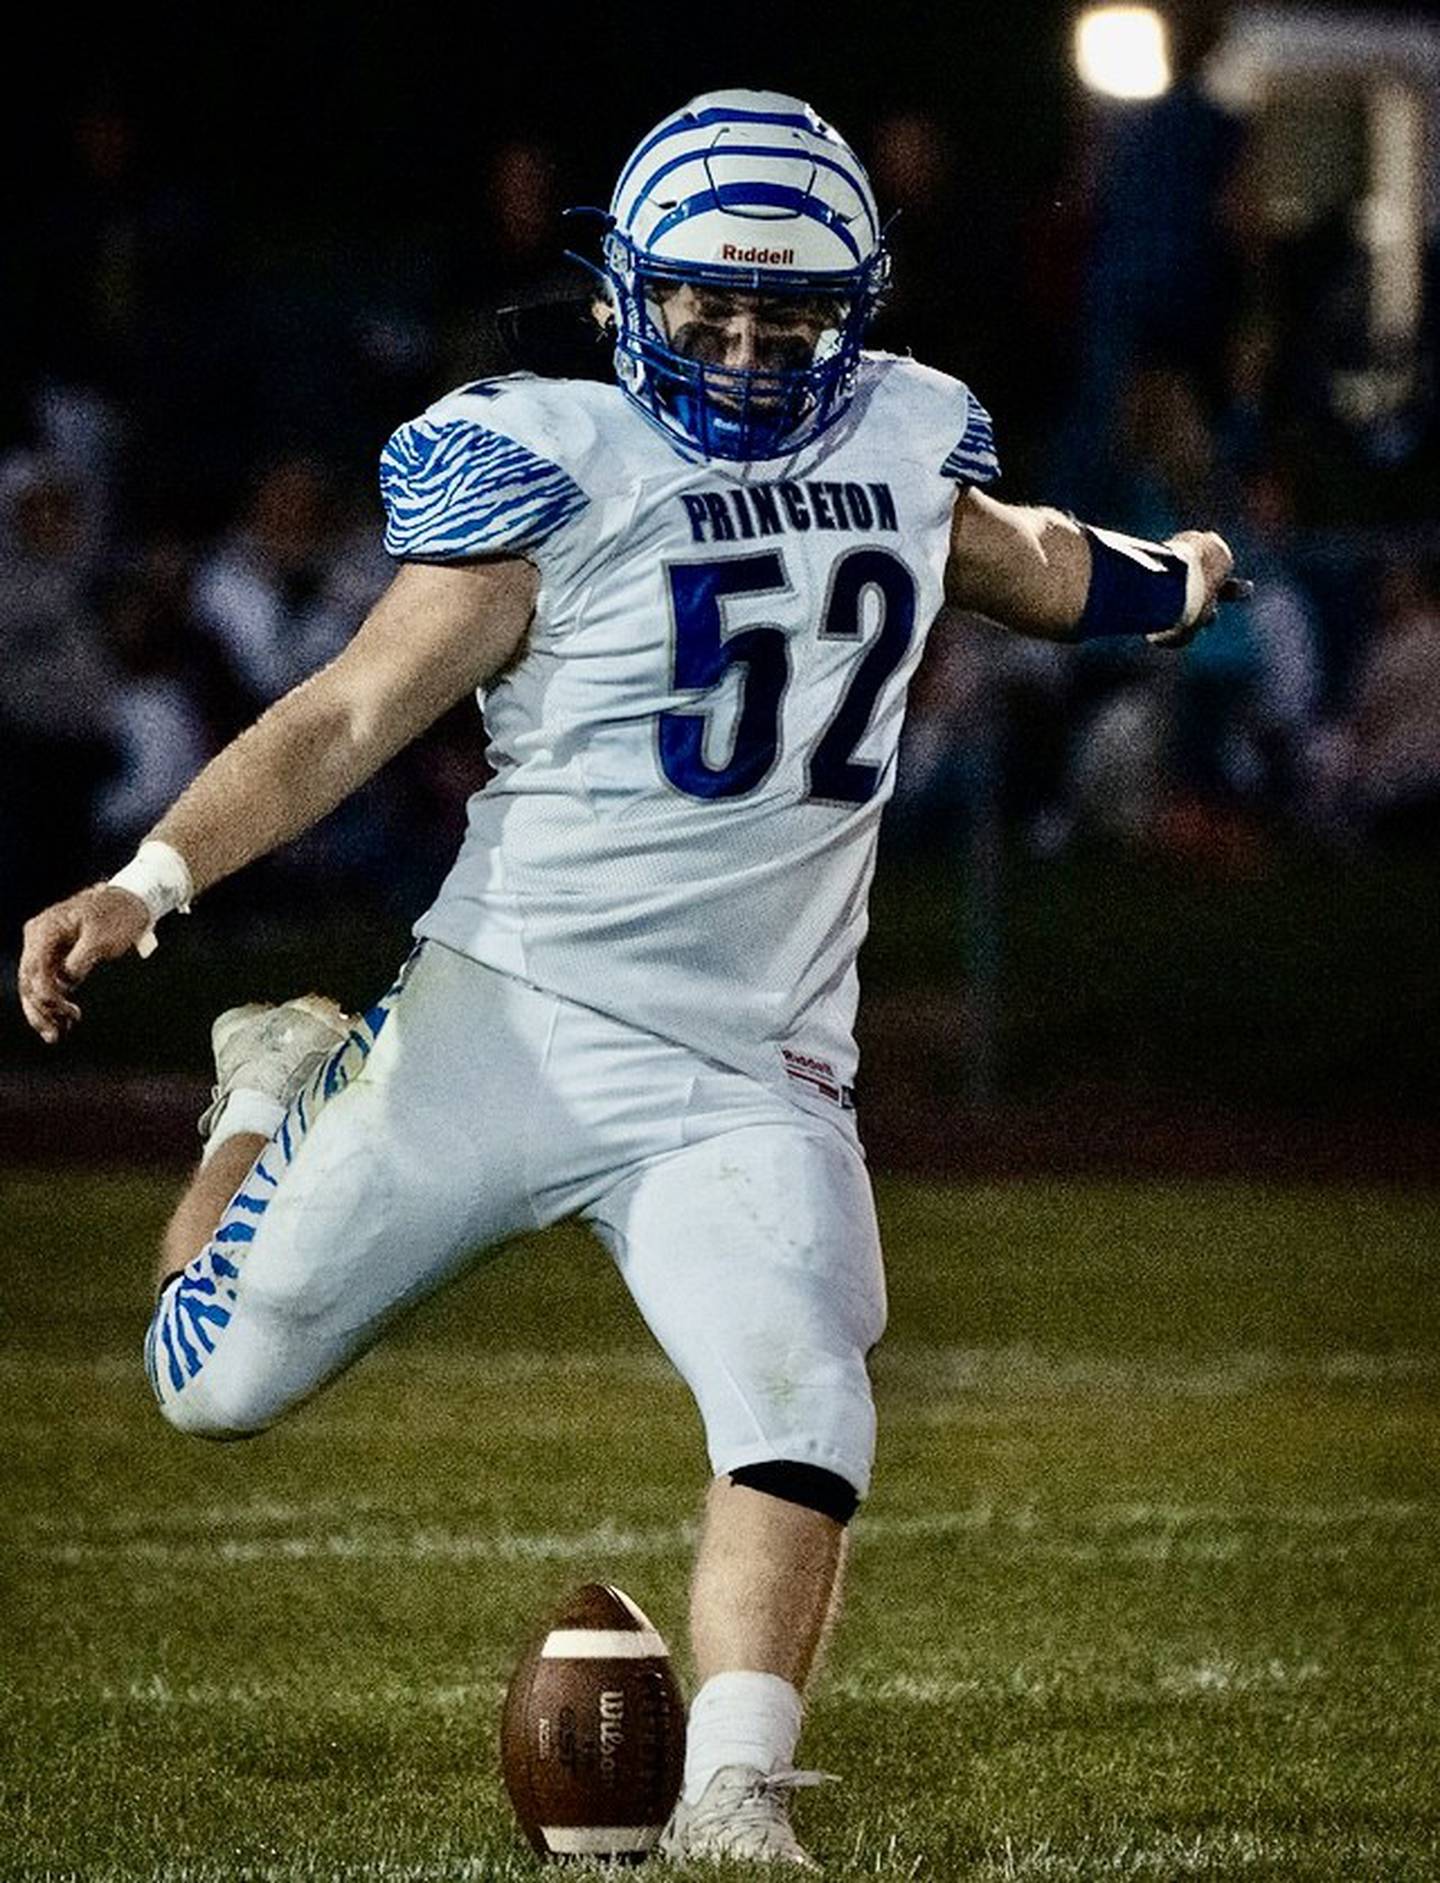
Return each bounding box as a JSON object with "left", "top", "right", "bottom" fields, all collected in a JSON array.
[
  {"left": 647, "top": 183, "right": 864, "bottom": 262},
  {"left": 613, "top": 105, "right": 829, "bottom": 204},
  {"left": 631, "top": 143, "right": 878, "bottom": 240}
]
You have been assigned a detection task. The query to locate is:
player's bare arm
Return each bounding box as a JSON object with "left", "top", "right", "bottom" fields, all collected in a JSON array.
[
  {"left": 17, "top": 556, "right": 537, "bottom": 1044},
  {"left": 944, "top": 485, "right": 1238, "bottom": 644}
]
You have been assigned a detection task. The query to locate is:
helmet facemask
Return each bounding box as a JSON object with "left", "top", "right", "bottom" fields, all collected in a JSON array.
[{"left": 604, "top": 233, "right": 882, "bottom": 459}]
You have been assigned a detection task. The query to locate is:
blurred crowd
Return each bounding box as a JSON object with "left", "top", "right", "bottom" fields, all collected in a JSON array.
[
  {"left": 894, "top": 502, "right": 1440, "bottom": 870},
  {"left": 889, "top": 8, "right": 1440, "bottom": 871},
  {"left": 4, "top": 64, "right": 1439, "bottom": 947}
]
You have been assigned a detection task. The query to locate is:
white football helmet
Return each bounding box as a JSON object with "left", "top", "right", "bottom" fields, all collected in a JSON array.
[{"left": 597, "top": 89, "right": 889, "bottom": 461}]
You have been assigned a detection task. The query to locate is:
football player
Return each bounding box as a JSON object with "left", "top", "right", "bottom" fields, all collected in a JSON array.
[{"left": 18, "top": 91, "right": 1241, "bottom": 1867}]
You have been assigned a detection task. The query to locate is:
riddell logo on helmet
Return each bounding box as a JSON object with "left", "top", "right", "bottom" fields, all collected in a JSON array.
[{"left": 719, "top": 243, "right": 796, "bottom": 265}]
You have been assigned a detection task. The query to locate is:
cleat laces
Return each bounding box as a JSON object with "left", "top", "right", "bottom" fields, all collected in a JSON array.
[{"left": 665, "top": 1766, "right": 837, "bottom": 1867}]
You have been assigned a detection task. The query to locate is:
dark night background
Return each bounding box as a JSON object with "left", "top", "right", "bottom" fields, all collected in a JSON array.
[
  {"left": 3, "top": 1, "right": 1439, "bottom": 1153},
  {"left": 3, "top": 4, "right": 1080, "bottom": 511}
]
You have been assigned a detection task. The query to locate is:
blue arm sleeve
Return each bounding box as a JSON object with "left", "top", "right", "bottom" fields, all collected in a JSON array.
[{"left": 1076, "top": 525, "right": 1190, "bottom": 639}]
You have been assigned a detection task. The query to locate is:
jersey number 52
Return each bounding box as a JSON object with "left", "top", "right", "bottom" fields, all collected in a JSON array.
[{"left": 658, "top": 548, "right": 917, "bottom": 805}]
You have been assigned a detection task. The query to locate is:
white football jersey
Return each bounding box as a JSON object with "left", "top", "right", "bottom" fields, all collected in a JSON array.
[{"left": 379, "top": 356, "right": 998, "bottom": 1103}]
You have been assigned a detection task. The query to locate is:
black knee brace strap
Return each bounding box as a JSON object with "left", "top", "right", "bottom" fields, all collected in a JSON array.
[{"left": 730, "top": 1459, "right": 860, "bottom": 1526}]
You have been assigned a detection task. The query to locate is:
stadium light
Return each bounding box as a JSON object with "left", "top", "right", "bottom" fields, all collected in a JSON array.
[{"left": 1074, "top": 5, "right": 1172, "bottom": 101}]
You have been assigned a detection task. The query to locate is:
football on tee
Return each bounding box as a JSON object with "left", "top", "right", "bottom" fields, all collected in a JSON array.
[{"left": 500, "top": 1582, "right": 686, "bottom": 1861}]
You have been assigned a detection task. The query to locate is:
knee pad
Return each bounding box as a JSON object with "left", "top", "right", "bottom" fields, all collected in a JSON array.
[{"left": 729, "top": 1459, "right": 860, "bottom": 1526}]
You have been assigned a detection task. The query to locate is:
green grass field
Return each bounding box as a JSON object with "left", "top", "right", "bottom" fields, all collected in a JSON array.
[{"left": 3, "top": 1172, "right": 1439, "bottom": 1880}]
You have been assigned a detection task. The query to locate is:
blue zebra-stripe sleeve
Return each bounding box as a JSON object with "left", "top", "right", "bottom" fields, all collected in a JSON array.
[
  {"left": 380, "top": 415, "right": 589, "bottom": 560},
  {"left": 939, "top": 391, "right": 1000, "bottom": 487}
]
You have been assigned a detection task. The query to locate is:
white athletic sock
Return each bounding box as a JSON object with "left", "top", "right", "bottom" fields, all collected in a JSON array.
[
  {"left": 682, "top": 1671, "right": 803, "bottom": 1803},
  {"left": 199, "top": 1089, "right": 285, "bottom": 1166}
]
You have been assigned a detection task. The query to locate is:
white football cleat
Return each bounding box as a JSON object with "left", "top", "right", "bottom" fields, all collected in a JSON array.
[
  {"left": 197, "top": 995, "right": 353, "bottom": 1146},
  {"left": 658, "top": 1766, "right": 832, "bottom": 1869}
]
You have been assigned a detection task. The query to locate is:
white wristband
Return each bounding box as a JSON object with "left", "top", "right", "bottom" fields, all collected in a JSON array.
[
  {"left": 1176, "top": 542, "right": 1208, "bottom": 629},
  {"left": 108, "top": 841, "right": 194, "bottom": 957}
]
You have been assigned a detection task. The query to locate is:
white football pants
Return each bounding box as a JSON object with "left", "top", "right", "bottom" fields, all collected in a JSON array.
[{"left": 147, "top": 941, "right": 887, "bottom": 1494}]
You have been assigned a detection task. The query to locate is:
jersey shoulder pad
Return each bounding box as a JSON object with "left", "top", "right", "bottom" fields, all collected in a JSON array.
[
  {"left": 862, "top": 352, "right": 1000, "bottom": 488},
  {"left": 379, "top": 374, "right": 594, "bottom": 562}
]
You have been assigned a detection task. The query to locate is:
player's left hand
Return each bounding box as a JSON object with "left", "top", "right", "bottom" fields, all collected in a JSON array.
[{"left": 1147, "top": 530, "right": 1252, "bottom": 648}]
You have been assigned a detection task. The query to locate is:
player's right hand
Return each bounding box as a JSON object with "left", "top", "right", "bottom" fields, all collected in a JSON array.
[{"left": 18, "top": 885, "right": 154, "bottom": 1044}]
